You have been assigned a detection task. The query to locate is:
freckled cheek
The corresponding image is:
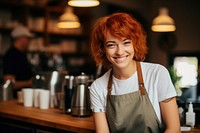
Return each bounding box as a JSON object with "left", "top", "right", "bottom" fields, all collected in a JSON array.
[
  {"left": 105, "top": 48, "right": 116, "bottom": 57},
  {"left": 104, "top": 50, "right": 116, "bottom": 62},
  {"left": 124, "top": 45, "right": 134, "bottom": 51},
  {"left": 124, "top": 46, "right": 134, "bottom": 57}
]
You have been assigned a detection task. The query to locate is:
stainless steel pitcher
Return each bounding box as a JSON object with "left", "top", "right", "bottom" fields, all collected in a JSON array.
[{"left": 71, "top": 73, "right": 92, "bottom": 116}]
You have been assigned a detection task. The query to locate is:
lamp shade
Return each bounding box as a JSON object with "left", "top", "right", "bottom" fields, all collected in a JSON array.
[
  {"left": 68, "top": 0, "right": 100, "bottom": 7},
  {"left": 151, "top": 7, "right": 176, "bottom": 32},
  {"left": 57, "top": 7, "right": 80, "bottom": 29}
]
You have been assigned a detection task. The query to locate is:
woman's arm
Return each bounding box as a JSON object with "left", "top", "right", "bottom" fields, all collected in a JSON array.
[
  {"left": 93, "top": 112, "right": 110, "bottom": 133},
  {"left": 160, "top": 97, "right": 181, "bottom": 133}
]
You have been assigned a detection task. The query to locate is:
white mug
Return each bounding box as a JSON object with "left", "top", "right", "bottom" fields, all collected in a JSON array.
[
  {"left": 33, "top": 89, "right": 43, "bottom": 107},
  {"left": 22, "top": 88, "right": 33, "bottom": 107},
  {"left": 39, "top": 90, "right": 50, "bottom": 109}
]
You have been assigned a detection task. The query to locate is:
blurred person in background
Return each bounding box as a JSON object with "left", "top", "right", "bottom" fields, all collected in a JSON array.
[{"left": 3, "top": 25, "right": 33, "bottom": 98}]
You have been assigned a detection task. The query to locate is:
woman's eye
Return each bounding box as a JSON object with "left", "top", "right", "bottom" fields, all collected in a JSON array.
[
  {"left": 124, "top": 41, "right": 131, "bottom": 45},
  {"left": 107, "top": 44, "right": 116, "bottom": 48}
]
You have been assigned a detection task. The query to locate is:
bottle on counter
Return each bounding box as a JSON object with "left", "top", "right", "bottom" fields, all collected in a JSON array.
[
  {"left": 2, "top": 79, "right": 13, "bottom": 101},
  {"left": 178, "top": 107, "right": 184, "bottom": 126},
  {"left": 186, "top": 102, "right": 195, "bottom": 127}
]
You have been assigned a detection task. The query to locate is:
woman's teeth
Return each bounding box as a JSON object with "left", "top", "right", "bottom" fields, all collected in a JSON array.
[{"left": 114, "top": 56, "right": 128, "bottom": 62}]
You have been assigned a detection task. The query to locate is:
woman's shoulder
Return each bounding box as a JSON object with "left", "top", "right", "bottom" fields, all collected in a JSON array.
[
  {"left": 141, "top": 62, "right": 170, "bottom": 79},
  {"left": 141, "top": 62, "right": 168, "bottom": 73},
  {"left": 90, "top": 69, "right": 111, "bottom": 90}
]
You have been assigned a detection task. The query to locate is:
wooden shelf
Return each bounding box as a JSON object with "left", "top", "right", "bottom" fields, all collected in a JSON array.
[
  {"left": 0, "top": 1, "right": 91, "bottom": 54},
  {"left": 0, "top": 1, "right": 45, "bottom": 10},
  {"left": 0, "top": 27, "right": 44, "bottom": 37},
  {"left": 0, "top": 27, "right": 86, "bottom": 39},
  {"left": 30, "top": 29, "right": 44, "bottom": 34},
  {"left": 48, "top": 31, "right": 87, "bottom": 39}
]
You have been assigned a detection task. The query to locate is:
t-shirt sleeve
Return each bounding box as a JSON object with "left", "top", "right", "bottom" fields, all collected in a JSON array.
[
  {"left": 155, "top": 65, "right": 177, "bottom": 102},
  {"left": 89, "top": 81, "right": 106, "bottom": 112}
]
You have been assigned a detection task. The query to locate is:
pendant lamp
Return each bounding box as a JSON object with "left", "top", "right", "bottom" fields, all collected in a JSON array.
[
  {"left": 57, "top": 7, "right": 80, "bottom": 29},
  {"left": 68, "top": 0, "right": 100, "bottom": 7},
  {"left": 151, "top": 7, "right": 176, "bottom": 32}
]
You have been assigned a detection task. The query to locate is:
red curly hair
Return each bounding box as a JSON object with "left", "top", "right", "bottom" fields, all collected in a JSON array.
[{"left": 91, "top": 12, "right": 147, "bottom": 67}]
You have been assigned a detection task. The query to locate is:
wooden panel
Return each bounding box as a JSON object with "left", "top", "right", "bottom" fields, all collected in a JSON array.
[{"left": 0, "top": 100, "right": 95, "bottom": 133}]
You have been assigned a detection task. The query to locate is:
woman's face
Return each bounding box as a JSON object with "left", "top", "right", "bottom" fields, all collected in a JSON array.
[{"left": 104, "top": 31, "right": 134, "bottom": 69}]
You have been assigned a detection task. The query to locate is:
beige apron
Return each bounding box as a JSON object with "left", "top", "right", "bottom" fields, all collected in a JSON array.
[{"left": 106, "top": 62, "right": 164, "bottom": 133}]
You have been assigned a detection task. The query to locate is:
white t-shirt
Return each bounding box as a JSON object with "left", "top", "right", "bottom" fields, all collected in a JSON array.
[{"left": 89, "top": 62, "right": 177, "bottom": 122}]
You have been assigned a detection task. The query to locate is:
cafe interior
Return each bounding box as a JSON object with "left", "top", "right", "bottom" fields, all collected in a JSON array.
[{"left": 0, "top": 0, "right": 200, "bottom": 132}]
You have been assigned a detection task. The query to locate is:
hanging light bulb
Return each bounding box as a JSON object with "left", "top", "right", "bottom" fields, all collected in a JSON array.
[
  {"left": 151, "top": 7, "right": 176, "bottom": 32},
  {"left": 57, "top": 7, "right": 80, "bottom": 29},
  {"left": 68, "top": 0, "right": 100, "bottom": 7}
]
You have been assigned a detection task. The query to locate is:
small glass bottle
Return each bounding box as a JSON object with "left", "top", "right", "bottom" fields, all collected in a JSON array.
[{"left": 186, "top": 102, "right": 195, "bottom": 127}]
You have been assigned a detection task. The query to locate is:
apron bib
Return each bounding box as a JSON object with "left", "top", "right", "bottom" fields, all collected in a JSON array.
[{"left": 106, "top": 62, "right": 164, "bottom": 133}]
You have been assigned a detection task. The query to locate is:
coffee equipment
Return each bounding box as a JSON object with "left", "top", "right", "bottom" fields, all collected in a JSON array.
[
  {"left": 71, "top": 73, "right": 92, "bottom": 116},
  {"left": 32, "top": 74, "right": 46, "bottom": 89},
  {"left": 0, "top": 80, "right": 13, "bottom": 101},
  {"left": 49, "top": 71, "right": 67, "bottom": 108},
  {"left": 64, "top": 75, "right": 74, "bottom": 114},
  {"left": 35, "top": 71, "right": 66, "bottom": 108}
]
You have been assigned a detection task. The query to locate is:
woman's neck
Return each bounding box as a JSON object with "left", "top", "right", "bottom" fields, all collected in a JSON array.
[{"left": 113, "top": 60, "right": 137, "bottom": 80}]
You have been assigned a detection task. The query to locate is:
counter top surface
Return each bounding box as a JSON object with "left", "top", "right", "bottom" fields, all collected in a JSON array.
[
  {"left": 0, "top": 100, "right": 200, "bottom": 133},
  {"left": 182, "top": 127, "right": 200, "bottom": 133},
  {"left": 0, "top": 100, "right": 95, "bottom": 133}
]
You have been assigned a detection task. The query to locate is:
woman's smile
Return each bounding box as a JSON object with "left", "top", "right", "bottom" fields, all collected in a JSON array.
[{"left": 112, "top": 55, "right": 129, "bottom": 63}]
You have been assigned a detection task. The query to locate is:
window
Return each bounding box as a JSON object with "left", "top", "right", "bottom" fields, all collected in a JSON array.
[{"left": 173, "top": 57, "right": 198, "bottom": 88}]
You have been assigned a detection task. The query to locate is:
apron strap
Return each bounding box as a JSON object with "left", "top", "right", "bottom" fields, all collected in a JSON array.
[
  {"left": 107, "top": 61, "right": 146, "bottom": 97},
  {"left": 136, "top": 62, "right": 145, "bottom": 95},
  {"left": 107, "top": 70, "right": 113, "bottom": 98}
]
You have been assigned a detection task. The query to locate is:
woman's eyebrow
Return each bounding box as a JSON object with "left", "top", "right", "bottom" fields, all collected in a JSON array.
[
  {"left": 106, "top": 41, "right": 116, "bottom": 44},
  {"left": 123, "top": 38, "right": 130, "bottom": 41}
]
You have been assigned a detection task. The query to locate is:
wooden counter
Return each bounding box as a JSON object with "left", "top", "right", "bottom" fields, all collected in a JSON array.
[
  {"left": 0, "top": 100, "right": 200, "bottom": 133},
  {"left": 0, "top": 100, "right": 95, "bottom": 133},
  {"left": 182, "top": 128, "right": 200, "bottom": 133}
]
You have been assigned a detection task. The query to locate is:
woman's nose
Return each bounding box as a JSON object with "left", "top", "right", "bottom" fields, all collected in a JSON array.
[{"left": 115, "top": 44, "right": 124, "bottom": 55}]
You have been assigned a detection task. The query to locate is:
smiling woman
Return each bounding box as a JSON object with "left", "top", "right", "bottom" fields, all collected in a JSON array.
[
  {"left": 90, "top": 12, "right": 181, "bottom": 133},
  {"left": 91, "top": 13, "right": 147, "bottom": 68}
]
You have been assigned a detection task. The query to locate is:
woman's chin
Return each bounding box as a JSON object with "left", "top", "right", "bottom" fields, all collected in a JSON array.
[{"left": 112, "top": 62, "right": 130, "bottom": 70}]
